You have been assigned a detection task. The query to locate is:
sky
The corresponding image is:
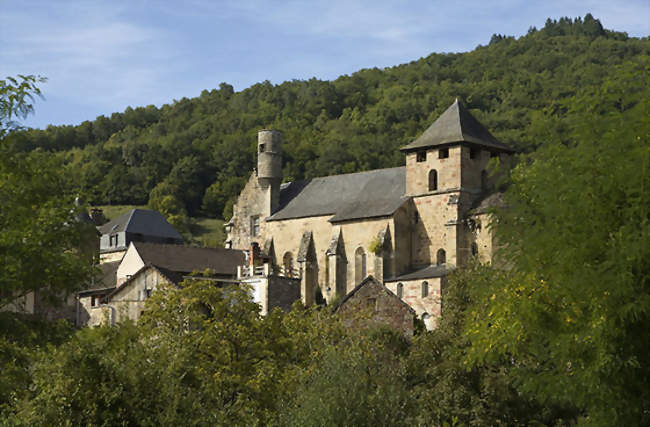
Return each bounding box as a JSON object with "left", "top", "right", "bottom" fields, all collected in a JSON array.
[{"left": 2, "top": 0, "right": 648, "bottom": 129}]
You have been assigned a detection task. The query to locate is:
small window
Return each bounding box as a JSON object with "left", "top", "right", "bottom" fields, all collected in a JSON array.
[
  {"left": 490, "top": 151, "right": 498, "bottom": 158},
  {"left": 422, "top": 313, "right": 432, "bottom": 330},
  {"left": 396, "top": 283, "right": 404, "bottom": 298},
  {"left": 283, "top": 252, "right": 294, "bottom": 277},
  {"left": 470, "top": 148, "right": 479, "bottom": 159},
  {"left": 471, "top": 242, "right": 479, "bottom": 256},
  {"left": 413, "top": 211, "right": 419, "bottom": 224},
  {"left": 421, "top": 281, "right": 429, "bottom": 298},
  {"left": 422, "top": 282, "right": 429, "bottom": 298},
  {"left": 439, "top": 148, "right": 449, "bottom": 159},
  {"left": 416, "top": 151, "right": 426, "bottom": 162},
  {"left": 366, "top": 297, "right": 377, "bottom": 311},
  {"left": 251, "top": 216, "right": 260, "bottom": 236},
  {"left": 428, "top": 169, "right": 438, "bottom": 191},
  {"left": 481, "top": 170, "right": 488, "bottom": 191},
  {"left": 91, "top": 296, "right": 99, "bottom": 307},
  {"left": 437, "top": 249, "right": 446, "bottom": 265},
  {"left": 259, "top": 144, "right": 265, "bottom": 153}
]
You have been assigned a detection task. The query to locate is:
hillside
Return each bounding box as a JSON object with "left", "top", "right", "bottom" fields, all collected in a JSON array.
[{"left": 7, "top": 15, "right": 649, "bottom": 222}]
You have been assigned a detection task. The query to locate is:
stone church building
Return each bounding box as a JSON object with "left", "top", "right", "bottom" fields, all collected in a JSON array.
[{"left": 226, "top": 100, "right": 513, "bottom": 326}]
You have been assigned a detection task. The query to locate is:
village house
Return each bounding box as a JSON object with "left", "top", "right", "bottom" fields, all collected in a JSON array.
[
  {"left": 77, "top": 241, "right": 246, "bottom": 326},
  {"left": 226, "top": 99, "right": 513, "bottom": 328},
  {"left": 333, "top": 275, "right": 417, "bottom": 337}
]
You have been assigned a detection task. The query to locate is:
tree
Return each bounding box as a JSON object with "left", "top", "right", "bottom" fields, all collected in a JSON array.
[
  {"left": 0, "top": 75, "right": 95, "bottom": 310},
  {"left": 0, "top": 75, "right": 45, "bottom": 136},
  {"left": 464, "top": 58, "right": 650, "bottom": 425}
]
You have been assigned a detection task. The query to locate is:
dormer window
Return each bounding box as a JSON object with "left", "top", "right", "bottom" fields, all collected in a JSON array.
[
  {"left": 416, "top": 151, "right": 426, "bottom": 162},
  {"left": 439, "top": 148, "right": 449, "bottom": 159}
]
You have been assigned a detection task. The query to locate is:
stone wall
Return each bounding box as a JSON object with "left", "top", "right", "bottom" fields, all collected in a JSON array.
[
  {"left": 335, "top": 278, "right": 415, "bottom": 337},
  {"left": 78, "top": 295, "right": 112, "bottom": 327},
  {"left": 385, "top": 277, "right": 442, "bottom": 329},
  {"left": 99, "top": 249, "right": 126, "bottom": 264},
  {"left": 267, "top": 276, "right": 301, "bottom": 312},
  {"left": 263, "top": 214, "right": 400, "bottom": 303},
  {"left": 110, "top": 267, "right": 169, "bottom": 324},
  {"left": 229, "top": 173, "right": 272, "bottom": 250}
]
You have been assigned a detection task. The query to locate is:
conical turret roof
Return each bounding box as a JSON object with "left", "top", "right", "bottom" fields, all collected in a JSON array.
[{"left": 401, "top": 99, "right": 513, "bottom": 153}]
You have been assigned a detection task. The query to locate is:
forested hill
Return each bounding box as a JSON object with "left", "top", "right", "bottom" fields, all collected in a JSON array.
[{"left": 7, "top": 15, "right": 649, "bottom": 220}]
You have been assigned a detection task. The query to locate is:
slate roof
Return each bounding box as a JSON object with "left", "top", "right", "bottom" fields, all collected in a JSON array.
[
  {"left": 268, "top": 167, "right": 409, "bottom": 223},
  {"left": 401, "top": 99, "right": 513, "bottom": 153},
  {"left": 333, "top": 275, "right": 415, "bottom": 315},
  {"left": 97, "top": 209, "right": 183, "bottom": 241},
  {"left": 91, "top": 261, "right": 120, "bottom": 289},
  {"left": 131, "top": 241, "right": 245, "bottom": 277},
  {"left": 470, "top": 192, "right": 506, "bottom": 215},
  {"left": 387, "top": 264, "right": 450, "bottom": 281}
]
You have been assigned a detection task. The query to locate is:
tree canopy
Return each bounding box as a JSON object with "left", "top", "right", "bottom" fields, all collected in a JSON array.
[{"left": 5, "top": 15, "right": 648, "bottom": 222}]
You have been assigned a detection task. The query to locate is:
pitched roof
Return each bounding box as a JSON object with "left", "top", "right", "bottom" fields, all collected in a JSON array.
[
  {"left": 268, "top": 167, "right": 409, "bottom": 222},
  {"left": 131, "top": 241, "right": 245, "bottom": 277},
  {"left": 97, "top": 209, "right": 183, "bottom": 241},
  {"left": 92, "top": 261, "right": 120, "bottom": 289},
  {"left": 401, "top": 99, "right": 513, "bottom": 153},
  {"left": 333, "top": 275, "right": 415, "bottom": 315},
  {"left": 470, "top": 192, "right": 506, "bottom": 215}
]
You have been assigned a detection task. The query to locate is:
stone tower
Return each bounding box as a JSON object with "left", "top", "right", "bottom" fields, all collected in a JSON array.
[
  {"left": 401, "top": 99, "right": 513, "bottom": 267},
  {"left": 257, "top": 129, "right": 283, "bottom": 216}
]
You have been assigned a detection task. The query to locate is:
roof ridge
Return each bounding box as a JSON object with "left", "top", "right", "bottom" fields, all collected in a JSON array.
[
  {"left": 133, "top": 241, "right": 243, "bottom": 252},
  {"left": 123, "top": 208, "right": 137, "bottom": 231},
  {"left": 287, "top": 166, "right": 405, "bottom": 186}
]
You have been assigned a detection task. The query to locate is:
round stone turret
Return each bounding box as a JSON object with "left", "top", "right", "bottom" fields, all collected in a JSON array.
[{"left": 257, "top": 129, "right": 283, "bottom": 180}]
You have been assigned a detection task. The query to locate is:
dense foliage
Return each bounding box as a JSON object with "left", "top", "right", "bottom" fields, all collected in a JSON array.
[
  {"left": 465, "top": 57, "right": 650, "bottom": 425},
  {"left": 6, "top": 16, "right": 648, "bottom": 222},
  {"left": 0, "top": 75, "right": 95, "bottom": 311},
  {"left": 1, "top": 15, "right": 648, "bottom": 426}
]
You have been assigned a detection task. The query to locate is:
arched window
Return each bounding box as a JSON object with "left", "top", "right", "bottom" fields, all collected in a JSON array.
[
  {"left": 396, "top": 283, "right": 404, "bottom": 298},
  {"left": 421, "top": 281, "right": 429, "bottom": 298},
  {"left": 422, "top": 313, "right": 433, "bottom": 330},
  {"left": 282, "top": 252, "right": 293, "bottom": 277},
  {"left": 428, "top": 169, "right": 438, "bottom": 191},
  {"left": 471, "top": 242, "right": 478, "bottom": 256},
  {"left": 436, "top": 249, "right": 446, "bottom": 265},
  {"left": 354, "top": 247, "right": 367, "bottom": 284}
]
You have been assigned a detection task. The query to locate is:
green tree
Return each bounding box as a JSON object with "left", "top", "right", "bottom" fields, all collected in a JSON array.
[
  {"left": 0, "top": 75, "right": 95, "bottom": 310},
  {"left": 465, "top": 58, "right": 650, "bottom": 425}
]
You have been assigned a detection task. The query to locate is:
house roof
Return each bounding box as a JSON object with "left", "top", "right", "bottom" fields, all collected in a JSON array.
[
  {"left": 97, "top": 209, "right": 184, "bottom": 241},
  {"left": 470, "top": 192, "right": 506, "bottom": 215},
  {"left": 401, "top": 99, "right": 513, "bottom": 153},
  {"left": 333, "top": 275, "right": 415, "bottom": 315},
  {"left": 387, "top": 264, "right": 450, "bottom": 281},
  {"left": 92, "top": 261, "right": 120, "bottom": 289},
  {"left": 131, "top": 241, "right": 245, "bottom": 277},
  {"left": 268, "top": 167, "right": 409, "bottom": 223}
]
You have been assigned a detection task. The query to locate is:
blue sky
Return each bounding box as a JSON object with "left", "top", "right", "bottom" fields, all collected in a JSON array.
[{"left": 2, "top": 0, "right": 648, "bottom": 129}]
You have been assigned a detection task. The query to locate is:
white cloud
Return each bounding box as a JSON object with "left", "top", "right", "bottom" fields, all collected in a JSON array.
[{"left": 2, "top": 0, "right": 647, "bottom": 128}]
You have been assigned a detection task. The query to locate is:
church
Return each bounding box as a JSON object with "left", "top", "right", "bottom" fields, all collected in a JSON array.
[{"left": 226, "top": 100, "right": 513, "bottom": 328}]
